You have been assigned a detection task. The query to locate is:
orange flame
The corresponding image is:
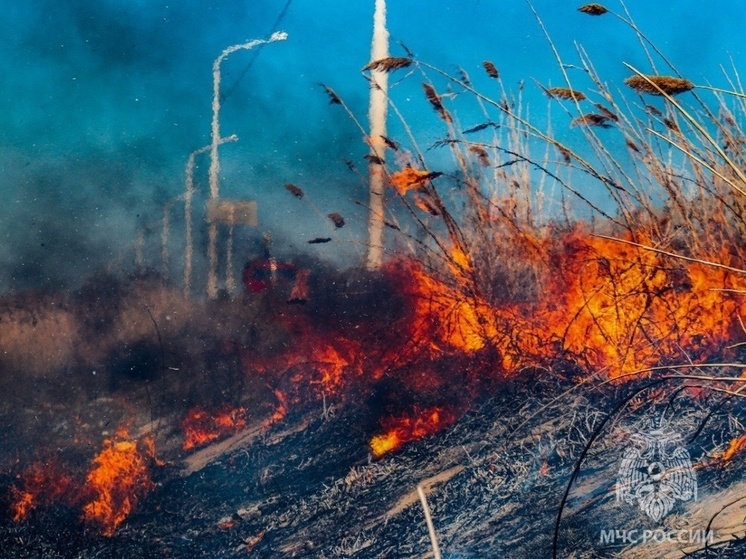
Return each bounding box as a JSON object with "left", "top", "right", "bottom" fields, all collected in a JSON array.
[
  {"left": 9, "top": 461, "right": 73, "bottom": 521},
  {"left": 264, "top": 389, "right": 288, "bottom": 426},
  {"left": 370, "top": 407, "right": 455, "bottom": 457},
  {"left": 81, "top": 429, "right": 155, "bottom": 536},
  {"left": 716, "top": 432, "right": 746, "bottom": 466},
  {"left": 182, "top": 406, "right": 247, "bottom": 451},
  {"left": 389, "top": 167, "right": 438, "bottom": 195},
  {"left": 395, "top": 231, "right": 746, "bottom": 378}
]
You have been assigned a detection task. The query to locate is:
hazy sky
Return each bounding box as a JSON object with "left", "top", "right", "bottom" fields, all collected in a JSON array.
[{"left": 1, "top": 1, "right": 744, "bottom": 290}]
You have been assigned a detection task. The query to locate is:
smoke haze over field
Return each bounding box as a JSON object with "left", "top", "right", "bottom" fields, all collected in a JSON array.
[{"left": 1, "top": 0, "right": 744, "bottom": 291}]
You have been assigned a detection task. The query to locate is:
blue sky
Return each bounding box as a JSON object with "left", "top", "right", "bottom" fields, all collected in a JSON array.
[{"left": 1, "top": 0, "right": 744, "bottom": 290}]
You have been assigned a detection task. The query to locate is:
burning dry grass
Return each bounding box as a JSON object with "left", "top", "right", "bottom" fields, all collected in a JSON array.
[
  {"left": 182, "top": 406, "right": 248, "bottom": 451},
  {"left": 384, "top": 225, "right": 746, "bottom": 382},
  {"left": 370, "top": 407, "right": 456, "bottom": 457},
  {"left": 9, "top": 461, "right": 75, "bottom": 522},
  {"left": 82, "top": 429, "right": 156, "bottom": 536},
  {"left": 5, "top": 5, "right": 746, "bottom": 550},
  {"left": 8, "top": 428, "right": 157, "bottom": 537}
]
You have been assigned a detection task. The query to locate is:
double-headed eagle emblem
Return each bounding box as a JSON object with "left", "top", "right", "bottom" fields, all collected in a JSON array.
[{"left": 616, "top": 421, "right": 697, "bottom": 522}]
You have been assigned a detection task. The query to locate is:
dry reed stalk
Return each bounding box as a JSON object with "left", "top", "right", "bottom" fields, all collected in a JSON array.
[{"left": 417, "top": 484, "right": 442, "bottom": 559}]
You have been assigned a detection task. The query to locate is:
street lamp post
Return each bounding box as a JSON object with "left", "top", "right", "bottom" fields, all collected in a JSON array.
[{"left": 206, "top": 32, "right": 288, "bottom": 299}]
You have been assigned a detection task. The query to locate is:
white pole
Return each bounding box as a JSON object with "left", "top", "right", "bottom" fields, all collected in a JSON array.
[
  {"left": 207, "top": 32, "right": 288, "bottom": 299},
  {"left": 184, "top": 136, "right": 237, "bottom": 298},
  {"left": 365, "top": 0, "right": 389, "bottom": 271}
]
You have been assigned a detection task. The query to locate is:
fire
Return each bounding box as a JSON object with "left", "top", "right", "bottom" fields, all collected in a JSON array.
[
  {"left": 716, "top": 433, "right": 746, "bottom": 465},
  {"left": 264, "top": 389, "right": 288, "bottom": 426},
  {"left": 389, "top": 167, "right": 440, "bottom": 195},
  {"left": 9, "top": 461, "right": 73, "bottom": 521},
  {"left": 370, "top": 407, "right": 455, "bottom": 458},
  {"left": 81, "top": 429, "right": 155, "bottom": 536},
  {"left": 395, "top": 231, "right": 746, "bottom": 378},
  {"left": 182, "top": 406, "right": 247, "bottom": 451}
]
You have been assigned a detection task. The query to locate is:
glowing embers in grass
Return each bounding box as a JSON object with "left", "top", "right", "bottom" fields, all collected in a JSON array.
[
  {"left": 182, "top": 406, "right": 247, "bottom": 451},
  {"left": 276, "top": 337, "right": 367, "bottom": 400},
  {"left": 9, "top": 461, "right": 74, "bottom": 521},
  {"left": 370, "top": 407, "right": 456, "bottom": 458},
  {"left": 82, "top": 429, "right": 156, "bottom": 536}
]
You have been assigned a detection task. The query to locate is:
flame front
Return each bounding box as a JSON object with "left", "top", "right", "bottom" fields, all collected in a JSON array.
[{"left": 396, "top": 231, "right": 746, "bottom": 378}]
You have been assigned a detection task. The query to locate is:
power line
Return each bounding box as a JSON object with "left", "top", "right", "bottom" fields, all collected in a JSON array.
[{"left": 221, "top": 0, "right": 293, "bottom": 102}]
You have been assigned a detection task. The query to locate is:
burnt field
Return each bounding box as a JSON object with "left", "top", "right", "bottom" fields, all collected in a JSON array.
[{"left": 0, "top": 268, "right": 745, "bottom": 558}]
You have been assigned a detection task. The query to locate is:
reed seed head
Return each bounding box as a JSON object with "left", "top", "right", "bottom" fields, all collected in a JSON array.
[
  {"left": 578, "top": 4, "right": 609, "bottom": 16},
  {"left": 284, "top": 183, "right": 304, "bottom": 198},
  {"left": 571, "top": 113, "right": 613, "bottom": 128},
  {"left": 625, "top": 75, "right": 695, "bottom": 96},
  {"left": 422, "top": 83, "right": 453, "bottom": 123},
  {"left": 482, "top": 61, "right": 499, "bottom": 79},
  {"left": 362, "top": 57, "right": 413, "bottom": 73},
  {"left": 546, "top": 87, "right": 587, "bottom": 102}
]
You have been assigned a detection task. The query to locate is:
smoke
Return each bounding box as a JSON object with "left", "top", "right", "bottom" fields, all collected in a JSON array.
[{"left": 1, "top": 1, "right": 742, "bottom": 291}]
